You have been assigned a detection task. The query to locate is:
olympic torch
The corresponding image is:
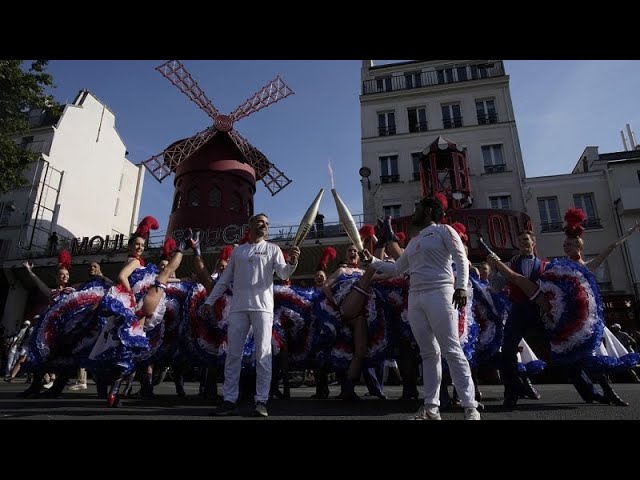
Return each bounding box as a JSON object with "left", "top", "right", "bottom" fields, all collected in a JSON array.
[
  {"left": 292, "top": 189, "right": 325, "bottom": 248},
  {"left": 331, "top": 188, "right": 364, "bottom": 254}
]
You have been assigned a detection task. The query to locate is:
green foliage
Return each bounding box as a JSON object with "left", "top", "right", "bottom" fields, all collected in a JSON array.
[{"left": 0, "top": 60, "right": 62, "bottom": 195}]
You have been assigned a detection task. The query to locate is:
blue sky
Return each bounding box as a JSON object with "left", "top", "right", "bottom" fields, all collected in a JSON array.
[{"left": 44, "top": 60, "right": 640, "bottom": 233}]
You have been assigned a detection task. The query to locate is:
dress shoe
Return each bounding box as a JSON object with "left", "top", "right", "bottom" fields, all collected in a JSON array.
[
  {"left": 399, "top": 388, "right": 420, "bottom": 401},
  {"left": 604, "top": 393, "right": 629, "bottom": 406}
]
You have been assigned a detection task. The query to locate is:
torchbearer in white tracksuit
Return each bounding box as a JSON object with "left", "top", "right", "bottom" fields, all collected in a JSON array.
[
  {"left": 369, "top": 195, "right": 481, "bottom": 420},
  {"left": 204, "top": 213, "right": 300, "bottom": 417}
]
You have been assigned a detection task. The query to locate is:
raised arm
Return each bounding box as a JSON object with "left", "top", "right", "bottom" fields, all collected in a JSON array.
[
  {"left": 486, "top": 254, "right": 546, "bottom": 310},
  {"left": 274, "top": 246, "right": 300, "bottom": 281},
  {"left": 587, "top": 222, "right": 639, "bottom": 272},
  {"left": 23, "top": 261, "right": 52, "bottom": 298},
  {"left": 204, "top": 253, "right": 235, "bottom": 308}
]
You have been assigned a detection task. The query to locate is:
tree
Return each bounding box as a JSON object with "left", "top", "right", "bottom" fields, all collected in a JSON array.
[{"left": 0, "top": 60, "right": 62, "bottom": 195}]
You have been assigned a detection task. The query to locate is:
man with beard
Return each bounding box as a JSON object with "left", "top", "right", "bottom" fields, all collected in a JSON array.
[
  {"left": 204, "top": 213, "right": 300, "bottom": 417},
  {"left": 368, "top": 196, "right": 480, "bottom": 420}
]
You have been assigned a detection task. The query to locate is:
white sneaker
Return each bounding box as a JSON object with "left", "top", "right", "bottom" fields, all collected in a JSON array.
[
  {"left": 410, "top": 405, "right": 441, "bottom": 420},
  {"left": 42, "top": 381, "right": 54, "bottom": 389},
  {"left": 68, "top": 383, "right": 88, "bottom": 391},
  {"left": 464, "top": 407, "right": 481, "bottom": 420}
]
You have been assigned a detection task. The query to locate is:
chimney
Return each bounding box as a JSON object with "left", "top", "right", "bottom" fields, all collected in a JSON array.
[
  {"left": 621, "top": 130, "right": 629, "bottom": 151},
  {"left": 626, "top": 124, "right": 637, "bottom": 149}
]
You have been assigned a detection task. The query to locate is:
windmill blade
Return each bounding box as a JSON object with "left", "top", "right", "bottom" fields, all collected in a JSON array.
[
  {"left": 227, "top": 129, "right": 292, "bottom": 195},
  {"left": 156, "top": 60, "right": 221, "bottom": 120},
  {"left": 260, "top": 161, "right": 293, "bottom": 196},
  {"left": 229, "top": 76, "right": 294, "bottom": 123},
  {"left": 142, "top": 127, "right": 218, "bottom": 182}
]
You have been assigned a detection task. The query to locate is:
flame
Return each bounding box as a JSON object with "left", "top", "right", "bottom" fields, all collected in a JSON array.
[{"left": 327, "top": 158, "right": 335, "bottom": 189}]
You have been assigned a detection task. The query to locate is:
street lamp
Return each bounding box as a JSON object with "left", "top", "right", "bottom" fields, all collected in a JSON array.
[{"left": 359, "top": 166, "right": 371, "bottom": 190}]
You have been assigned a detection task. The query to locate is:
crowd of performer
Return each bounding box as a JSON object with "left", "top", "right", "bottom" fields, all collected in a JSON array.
[{"left": 2, "top": 196, "right": 640, "bottom": 420}]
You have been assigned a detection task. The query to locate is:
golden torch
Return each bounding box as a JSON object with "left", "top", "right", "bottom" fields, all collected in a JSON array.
[
  {"left": 331, "top": 188, "right": 364, "bottom": 253},
  {"left": 292, "top": 189, "right": 325, "bottom": 248}
]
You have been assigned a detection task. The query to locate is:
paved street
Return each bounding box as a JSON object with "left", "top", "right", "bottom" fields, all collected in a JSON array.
[{"left": 1, "top": 379, "right": 640, "bottom": 420}]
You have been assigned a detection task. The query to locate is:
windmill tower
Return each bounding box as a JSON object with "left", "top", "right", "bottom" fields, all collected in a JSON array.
[{"left": 142, "top": 60, "right": 294, "bottom": 246}]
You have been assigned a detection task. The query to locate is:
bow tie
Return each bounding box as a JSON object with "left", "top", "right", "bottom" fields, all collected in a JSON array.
[{"left": 521, "top": 255, "right": 534, "bottom": 259}]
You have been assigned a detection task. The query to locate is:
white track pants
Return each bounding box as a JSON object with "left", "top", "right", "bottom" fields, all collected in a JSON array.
[
  {"left": 223, "top": 311, "right": 273, "bottom": 404},
  {"left": 408, "top": 286, "right": 477, "bottom": 409}
]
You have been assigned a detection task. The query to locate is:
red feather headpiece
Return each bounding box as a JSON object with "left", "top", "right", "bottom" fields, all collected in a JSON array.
[
  {"left": 564, "top": 208, "right": 586, "bottom": 238},
  {"left": 57, "top": 249, "right": 72, "bottom": 270},
  {"left": 161, "top": 238, "right": 176, "bottom": 261},
  {"left": 359, "top": 224, "right": 375, "bottom": 242},
  {"left": 396, "top": 231, "right": 406, "bottom": 246},
  {"left": 434, "top": 192, "right": 449, "bottom": 212},
  {"left": 240, "top": 229, "right": 251, "bottom": 245},
  {"left": 451, "top": 222, "right": 468, "bottom": 244},
  {"left": 135, "top": 216, "right": 159, "bottom": 240},
  {"left": 220, "top": 245, "right": 234, "bottom": 262},
  {"left": 317, "top": 246, "right": 337, "bottom": 272}
]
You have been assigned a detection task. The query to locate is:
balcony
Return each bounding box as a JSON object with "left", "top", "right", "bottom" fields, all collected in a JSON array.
[
  {"left": 380, "top": 175, "right": 400, "bottom": 184},
  {"left": 443, "top": 116, "right": 463, "bottom": 129},
  {"left": 477, "top": 113, "right": 498, "bottom": 125},
  {"left": 584, "top": 218, "right": 602, "bottom": 229},
  {"left": 484, "top": 164, "right": 507, "bottom": 174},
  {"left": 409, "top": 121, "right": 428, "bottom": 133},
  {"left": 540, "top": 221, "right": 564, "bottom": 232},
  {"left": 378, "top": 126, "right": 396, "bottom": 137},
  {"left": 540, "top": 218, "right": 601, "bottom": 233},
  {"left": 362, "top": 61, "right": 505, "bottom": 95}
]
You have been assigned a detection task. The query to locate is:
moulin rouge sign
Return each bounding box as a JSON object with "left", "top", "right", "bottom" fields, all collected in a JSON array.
[
  {"left": 393, "top": 208, "right": 532, "bottom": 259},
  {"left": 70, "top": 225, "right": 250, "bottom": 254}
]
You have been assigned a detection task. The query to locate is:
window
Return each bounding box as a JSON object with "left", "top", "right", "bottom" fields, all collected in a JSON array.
[
  {"left": 481, "top": 145, "right": 505, "bottom": 173},
  {"left": 456, "top": 66, "right": 468, "bottom": 81},
  {"left": 376, "top": 76, "right": 392, "bottom": 92},
  {"left": 574, "top": 193, "right": 601, "bottom": 228},
  {"left": 411, "top": 152, "right": 422, "bottom": 181},
  {"left": 408, "top": 107, "right": 428, "bottom": 133},
  {"left": 437, "top": 68, "right": 454, "bottom": 84},
  {"left": 188, "top": 187, "right": 200, "bottom": 207},
  {"left": 476, "top": 99, "right": 497, "bottom": 124},
  {"left": 537, "top": 197, "right": 561, "bottom": 231},
  {"left": 378, "top": 112, "right": 396, "bottom": 136},
  {"left": 379, "top": 155, "right": 399, "bottom": 183},
  {"left": 172, "top": 192, "right": 182, "bottom": 212},
  {"left": 471, "top": 64, "right": 490, "bottom": 79},
  {"left": 383, "top": 205, "right": 401, "bottom": 218},
  {"left": 229, "top": 192, "right": 242, "bottom": 212},
  {"left": 404, "top": 71, "right": 422, "bottom": 89},
  {"left": 489, "top": 195, "right": 511, "bottom": 209},
  {"left": 20, "top": 136, "right": 34, "bottom": 149},
  {"left": 208, "top": 186, "right": 222, "bottom": 207},
  {"left": 114, "top": 198, "right": 120, "bottom": 216},
  {"left": 441, "top": 104, "right": 462, "bottom": 129},
  {"left": 0, "top": 202, "right": 14, "bottom": 227}
]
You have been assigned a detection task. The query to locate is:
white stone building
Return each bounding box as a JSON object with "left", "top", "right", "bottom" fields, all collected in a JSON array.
[
  {"left": 524, "top": 144, "right": 640, "bottom": 308},
  {"left": 359, "top": 60, "right": 527, "bottom": 223},
  {"left": 0, "top": 90, "right": 144, "bottom": 330}
]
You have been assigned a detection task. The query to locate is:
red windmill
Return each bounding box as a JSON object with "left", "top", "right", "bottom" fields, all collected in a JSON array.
[{"left": 142, "top": 60, "right": 294, "bottom": 246}]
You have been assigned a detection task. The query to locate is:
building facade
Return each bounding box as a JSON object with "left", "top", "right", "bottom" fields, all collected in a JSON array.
[
  {"left": 0, "top": 90, "right": 145, "bottom": 331},
  {"left": 524, "top": 145, "right": 640, "bottom": 327},
  {"left": 359, "top": 60, "right": 527, "bottom": 224}
]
